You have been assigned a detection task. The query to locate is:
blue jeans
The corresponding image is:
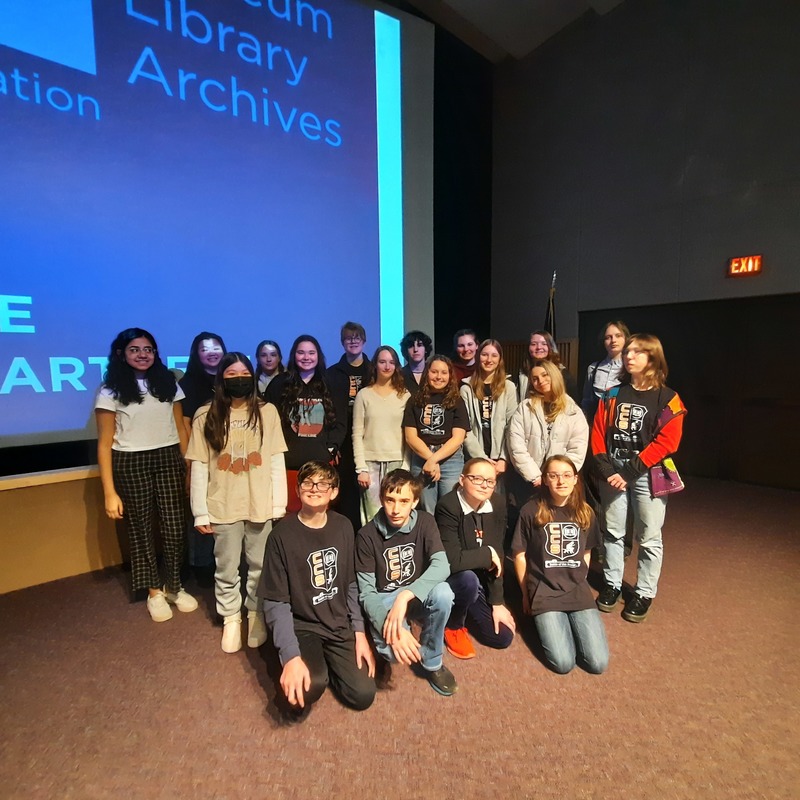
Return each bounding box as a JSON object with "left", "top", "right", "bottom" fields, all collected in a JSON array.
[
  {"left": 600, "top": 465, "right": 667, "bottom": 599},
  {"left": 534, "top": 609, "right": 609, "bottom": 674},
  {"left": 368, "top": 582, "right": 454, "bottom": 671},
  {"left": 446, "top": 570, "right": 513, "bottom": 649},
  {"left": 410, "top": 450, "right": 464, "bottom": 514}
]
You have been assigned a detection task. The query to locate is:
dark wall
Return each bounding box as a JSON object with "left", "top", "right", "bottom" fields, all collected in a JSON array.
[
  {"left": 381, "top": 4, "right": 495, "bottom": 353},
  {"left": 492, "top": 0, "right": 800, "bottom": 341},
  {"left": 579, "top": 293, "right": 800, "bottom": 491},
  {"left": 431, "top": 28, "right": 493, "bottom": 352}
]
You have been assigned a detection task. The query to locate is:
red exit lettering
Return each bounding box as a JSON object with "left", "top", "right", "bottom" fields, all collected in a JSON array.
[{"left": 727, "top": 255, "right": 763, "bottom": 277}]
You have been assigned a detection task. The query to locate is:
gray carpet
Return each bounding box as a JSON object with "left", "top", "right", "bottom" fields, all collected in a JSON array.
[{"left": 1, "top": 477, "right": 797, "bottom": 799}]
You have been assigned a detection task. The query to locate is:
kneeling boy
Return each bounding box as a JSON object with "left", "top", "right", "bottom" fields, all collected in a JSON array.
[
  {"left": 259, "top": 461, "right": 376, "bottom": 714},
  {"left": 355, "top": 469, "right": 457, "bottom": 696}
]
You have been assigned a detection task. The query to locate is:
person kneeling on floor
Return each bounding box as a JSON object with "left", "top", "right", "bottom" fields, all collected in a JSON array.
[
  {"left": 356, "top": 469, "right": 458, "bottom": 696},
  {"left": 512, "top": 456, "right": 609, "bottom": 675},
  {"left": 259, "top": 461, "right": 376, "bottom": 716},
  {"left": 435, "top": 458, "right": 516, "bottom": 659}
]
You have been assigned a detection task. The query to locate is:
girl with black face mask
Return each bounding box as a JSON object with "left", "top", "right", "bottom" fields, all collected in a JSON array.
[{"left": 185, "top": 352, "right": 289, "bottom": 654}]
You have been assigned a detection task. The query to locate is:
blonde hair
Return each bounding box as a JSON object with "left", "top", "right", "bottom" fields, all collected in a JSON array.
[{"left": 528, "top": 359, "right": 567, "bottom": 421}]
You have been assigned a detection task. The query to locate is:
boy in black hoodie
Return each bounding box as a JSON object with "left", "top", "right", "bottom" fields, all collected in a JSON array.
[{"left": 327, "top": 321, "right": 373, "bottom": 528}]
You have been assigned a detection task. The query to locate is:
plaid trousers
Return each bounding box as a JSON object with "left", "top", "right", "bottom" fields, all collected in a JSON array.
[{"left": 112, "top": 445, "right": 186, "bottom": 593}]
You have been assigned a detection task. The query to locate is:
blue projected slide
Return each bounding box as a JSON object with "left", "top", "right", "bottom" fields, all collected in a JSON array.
[{"left": 0, "top": 0, "right": 407, "bottom": 447}]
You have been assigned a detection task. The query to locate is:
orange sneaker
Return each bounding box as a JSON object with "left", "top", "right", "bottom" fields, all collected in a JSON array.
[{"left": 444, "top": 627, "right": 476, "bottom": 659}]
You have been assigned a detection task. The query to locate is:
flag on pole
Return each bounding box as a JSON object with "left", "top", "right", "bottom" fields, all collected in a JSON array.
[{"left": 543, "top": 270, "right": 557, "bottom": 339}]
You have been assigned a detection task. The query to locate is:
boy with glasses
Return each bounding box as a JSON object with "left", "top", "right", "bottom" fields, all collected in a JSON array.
[
  {"left": 355, "top": 469, "right": 457, "bottom": 696},
  {"left": 258, "top": 461, "right": 376, "bottom": 717},
  {"left": 327, "top": 321, "right": 372, "bottom": 407},
  {"left": 435, "top": 458, "right": 516, "bottom": 659}
]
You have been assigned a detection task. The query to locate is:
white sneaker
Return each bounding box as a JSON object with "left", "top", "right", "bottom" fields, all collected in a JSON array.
[
  {"left": 247, "top": 610, "right": 267, "bottom": 648},
  {"left": 221, "top": 613, "right": 242, "bottom": 653},
  {"left": 147, "top": 591, "right": 173, "bottom": 623},
  {"left": 164, "top": 587, "right": 198, "bottom": 613}
]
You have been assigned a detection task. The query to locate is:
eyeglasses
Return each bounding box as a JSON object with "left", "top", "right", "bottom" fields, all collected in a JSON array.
[
  {"left": 344, "top": 336, "right": 363, "bottom": 343},
  {"left": 463, "top": 475, "right": 497, "bottom": 488},
  {"left": 545, "top": 472, "right": 575, "bottom": 481},
  {"left": 299, "top": 480, "right": 334, "bottom": 492},
  {"left": 126, "top": 346, "right": 155, "bottom": 355}
]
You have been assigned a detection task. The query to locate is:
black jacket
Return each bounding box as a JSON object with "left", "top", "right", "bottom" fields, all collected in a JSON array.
[{"left": 434, "top": 488, "right": 507, "bottom": 606}]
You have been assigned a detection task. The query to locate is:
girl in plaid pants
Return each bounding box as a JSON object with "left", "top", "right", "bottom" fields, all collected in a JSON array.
[{"left": 95, "top": 327, "right": 197, "bottom": 622}]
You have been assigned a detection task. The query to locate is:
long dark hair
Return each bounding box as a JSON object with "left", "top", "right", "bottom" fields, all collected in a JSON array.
[
  {"left": 367, "top": 345, "right": 407, "bottom": 396},
  {"left": 103, "top": 327, "right": 177, "bottom": 406},
  {"left": 203, "top": 352, "right": 263, "bottom": 452},
  {"left": 279, "top": 335, "right": 337, "bottom": 430},
  {"left": 533, "top": 455, "right": 594, "bottom": 530},
  {"left": 184, "top": 331, "right": 227, "bottom": 381},
  {"left": 414, "top": 354, "right": 461, "bottom": 409},
  {"left": 254, "top": 339, "right": 285, "bottom": 383}
]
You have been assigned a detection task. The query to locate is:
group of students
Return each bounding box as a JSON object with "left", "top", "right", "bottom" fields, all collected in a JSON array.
[{"left": 94, "top": 320, "right": 685, "bottom": 713}]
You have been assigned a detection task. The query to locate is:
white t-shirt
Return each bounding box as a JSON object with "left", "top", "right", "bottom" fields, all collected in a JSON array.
[{"left": 95, "top": 379, "right": 184, "bottom": 452}]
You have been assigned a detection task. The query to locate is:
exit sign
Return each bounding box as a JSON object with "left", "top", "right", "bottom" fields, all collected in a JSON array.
[{"left": 727, "top": 254, "right": 763, "bottom": 277}]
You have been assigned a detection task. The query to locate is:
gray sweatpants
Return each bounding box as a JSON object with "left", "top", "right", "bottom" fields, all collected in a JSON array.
[{"left": 212, "top": 520, "right": 272, "bottom": 618}]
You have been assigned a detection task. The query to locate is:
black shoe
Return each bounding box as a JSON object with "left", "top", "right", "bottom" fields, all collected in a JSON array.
[
  {"left": 426, "top": 665, "right": 458, "bottom": 696},
  {"left": 596, "top": 585, "right": 622, "bottom": 612},
  {"left": 622, "top": 594, "right": 652, "bottom": 623}
]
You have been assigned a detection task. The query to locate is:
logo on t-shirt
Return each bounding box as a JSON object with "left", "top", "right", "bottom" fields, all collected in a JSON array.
[
  {"left": 615, "top": 403, "right": 647, "bottom": 433},
  {"left": 307, "top": 547, "right": 339, "bottom": 605},
  {"left": 481, "top": 394, "right": 493, "bottom": 423},
  {"left": 383, "top": 543, "right": 416, "bottom": 588},
  {"left": 216, "top": 418, "right": 262, "bottom": 473},
  {"left": 544, "top": 522, "right": 582, "bottom": 568},
  {"left": 348, "top": 375, "right": 362, "bottom": 404},
  {"left": 419, "top": 404, "right": 445, "bottom": 436},
  {"left": 294, "top": 398, "right": 325, "bottom": 437}
]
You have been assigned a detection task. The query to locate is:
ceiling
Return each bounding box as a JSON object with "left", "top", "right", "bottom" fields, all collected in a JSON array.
[{"left": 404, "top": 0, "right": 625, "bottom": 62}]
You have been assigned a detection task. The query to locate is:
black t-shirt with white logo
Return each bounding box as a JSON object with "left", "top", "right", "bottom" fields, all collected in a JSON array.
[
  {"left": 402, "top": 392, "right": 469, "bottom": 447},
  {"left": 511, "top": 504, "right": 599, "bottom": 615},
  {"left": 355, "top": 511, "right": 444, "bottom": 594},
  {"left": 480, "top": 384, "right": 494, "bottom": 453},
  {"left": 608, "top": 385, "right": 663, "bottom": 456},
  {"left": 259, "top": 511, "right": 355, "bottom": 637}
]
